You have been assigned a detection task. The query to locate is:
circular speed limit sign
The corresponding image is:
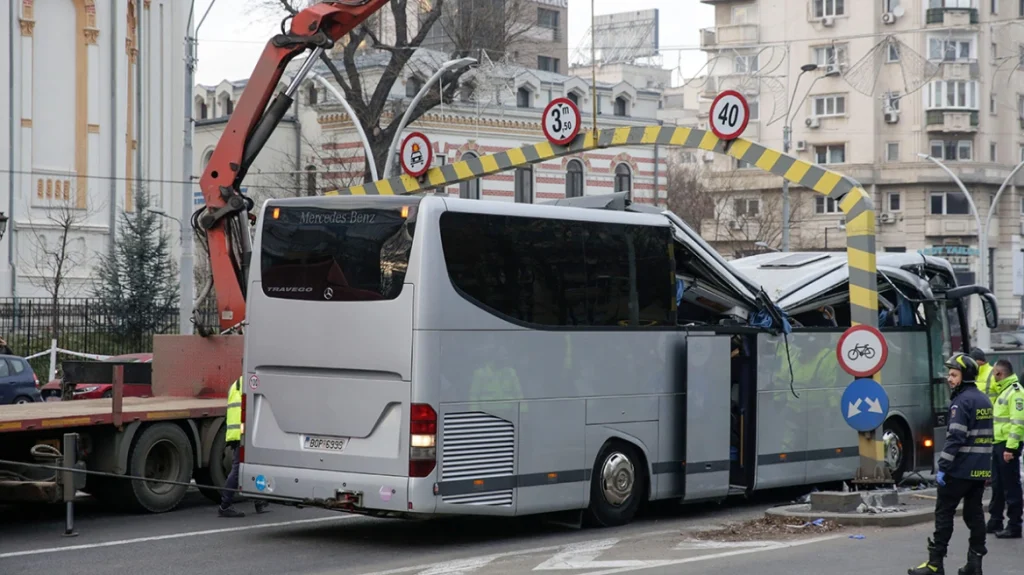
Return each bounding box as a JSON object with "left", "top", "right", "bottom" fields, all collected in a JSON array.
[
  {"left": 709, "top": 90, "right": 750, "bottom": 141},
  {"left": 542, "top": 98, "right": 582, "bottom": 146}
]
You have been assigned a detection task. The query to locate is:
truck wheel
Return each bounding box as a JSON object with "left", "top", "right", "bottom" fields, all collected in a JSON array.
[
  {"left": 585, "top": 440, "right": 647, "bottom": 527},
  {"left": 124, "top": 423, "right": 194, "bottom": 513},
  {"left": 196, "top": 425, "right": 231, "bottom": 504}
]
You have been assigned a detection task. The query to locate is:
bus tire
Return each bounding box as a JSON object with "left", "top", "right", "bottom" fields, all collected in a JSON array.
[
  {"left": 586, "top": 440, "right": 647, "bottom": 527},
  {"left": 883, "top": 419, "right": 909, "bottom": 484},
  {"left": 196, "top": 426, "right": 231, "bottom": 504},
  {"left": 124, "top": 423, "right": 194, "bottom": 513}
]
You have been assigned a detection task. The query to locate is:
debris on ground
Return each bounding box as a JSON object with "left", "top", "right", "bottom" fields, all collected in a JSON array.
[
  {"left": 849, "top": 534, "right": 866, "bottom": 539},
  {"left": 856, "top": 502, "right": 904, "bottom": 514},
  {"left": 690, "top": 515, "right": 842, "bottom": 542}
]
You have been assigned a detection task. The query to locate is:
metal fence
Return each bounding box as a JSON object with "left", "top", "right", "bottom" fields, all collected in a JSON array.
[{"left": 0, "top": 297, "right": 219, "bottom": 378}]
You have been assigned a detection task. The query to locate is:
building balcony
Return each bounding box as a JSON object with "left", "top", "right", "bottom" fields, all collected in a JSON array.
[
  {"left": 699, "top": 24, "right": 758, "bottom": 48},
  {"left": 925, "top": 109, "right": 979, "bottom": 133},
  {"left": 941, "top": 61, "right": 980, "bottom": 81},
  {"left": 925, "top": 216, "right": 999, "bottom": 239},
  {"left": 925, "top": 7, "right": 978, "bottom": 26}
]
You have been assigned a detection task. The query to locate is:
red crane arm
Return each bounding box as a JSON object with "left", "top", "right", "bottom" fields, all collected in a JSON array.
[{"left": 196, "top": 0, "right": 391, "bottom": 332}]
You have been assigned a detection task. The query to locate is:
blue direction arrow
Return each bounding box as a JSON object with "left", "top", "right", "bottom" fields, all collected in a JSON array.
[{"left": 840, "top": 377, "right": 890, "bottom": 432}]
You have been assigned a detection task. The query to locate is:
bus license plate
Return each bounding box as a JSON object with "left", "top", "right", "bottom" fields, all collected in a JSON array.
[{"left": 304, "top": 435, "right": 348, "bottom": 452}]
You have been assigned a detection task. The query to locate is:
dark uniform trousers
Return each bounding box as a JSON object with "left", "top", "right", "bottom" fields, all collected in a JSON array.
[
  {"left": 933, "top": 384, "right": 994, "bottom": 555},
  {"left": 989, "top": 443, "right": 1023, "bottom": 528},
  {"left": 220, "top": 441, "right": 241, "bottom": 509}
]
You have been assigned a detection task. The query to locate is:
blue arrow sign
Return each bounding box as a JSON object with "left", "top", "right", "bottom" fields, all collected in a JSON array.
[{"left": 840, "top": 377, "right": 890, "bottom": 432}]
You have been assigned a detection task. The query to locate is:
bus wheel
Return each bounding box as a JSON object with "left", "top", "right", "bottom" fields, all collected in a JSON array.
[
  {"left": 124, "top": 423, "right": 195, "bottom": 513},
  {"left": 586, "top": 441, "right": 646, "bottom": 527},
  {"left": 883, "top": 420, "right": 908, "bottom": 484}
]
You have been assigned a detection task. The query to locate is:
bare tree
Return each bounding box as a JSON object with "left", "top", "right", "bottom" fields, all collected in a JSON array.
[
  {"left": 664, "top": 160, "right": 716, "bottom": 230},
  {"left": 258, "top": 0, "right": 534, "bottom": 180},
  {"left": 22, "top": 194, "right": 102, "bottom": 342}
]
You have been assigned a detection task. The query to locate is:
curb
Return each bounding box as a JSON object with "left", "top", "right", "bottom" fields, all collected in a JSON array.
[{"left": 766, "top": 498, "right": 991, "bottom": 528}]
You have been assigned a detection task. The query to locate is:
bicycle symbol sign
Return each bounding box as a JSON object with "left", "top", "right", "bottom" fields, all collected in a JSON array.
[{"left": 836, "top": 325, "right": 888, "bottom": 378}]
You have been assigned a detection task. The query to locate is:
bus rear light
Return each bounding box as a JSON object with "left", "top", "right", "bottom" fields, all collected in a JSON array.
[
  {"left": 409, "top": 403, "right": 436, "bottom": 478},
  {"left": 924, "top": 438, "right": 933, "bottom": 448}
]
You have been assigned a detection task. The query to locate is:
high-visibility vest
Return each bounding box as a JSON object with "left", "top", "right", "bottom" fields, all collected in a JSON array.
[
  {"left": 226, "top": 377, "right": 243, "bottom": 443},
  {"left": 994, "top": 377, "right": 1024, "bottom": 451},
  {"left": 977, "top": 364, "right": 998, "bottom": 400}
]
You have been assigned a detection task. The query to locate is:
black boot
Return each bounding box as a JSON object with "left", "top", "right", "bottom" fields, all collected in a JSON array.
[
  {"left": 985, "top": 520, "right": 1003, "bottom": 534},
  {"left": 994, "top": 527, "right": 1021, "bottom": 539},
  {"left": 908, "top": 538, "right": 945, "bottom": 575},
  {"left": 956, "top": 548, "right": 984, "bottom": 575}
]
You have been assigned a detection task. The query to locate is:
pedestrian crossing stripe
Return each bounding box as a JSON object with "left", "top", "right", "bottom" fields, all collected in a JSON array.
[{"left": 324, "top": 125, "right": 877, "bottom": 329}]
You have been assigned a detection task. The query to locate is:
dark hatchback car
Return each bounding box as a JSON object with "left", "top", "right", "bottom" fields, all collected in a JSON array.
[{"left": 0, "top": 354, "right": 42, "bottom": 405}]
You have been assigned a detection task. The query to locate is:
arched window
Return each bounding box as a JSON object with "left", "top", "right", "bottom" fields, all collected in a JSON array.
[
  {"left": 614, "top": 163, "right": 632, "bottom": 197},
  {"left": 201, "top": 149, "right": 214, "bottom": 170},
  {"left": 195, "top": 96, "right": 208, "bottom": 120},
  {"left": 614, "top": 96, "right": 628, "bottom": 117},
  {"left": 459, "top": 153, "right": 481, "bottom": 199},
  {"left": 308, "top": 83, "right": 318, "bottom": 105},
  {"left": 566, "top": 159, "right": 584, "bottom": 198},
  {"left": 567, "top": 92, "right": 580, "bottom": 106},
  {"left": 406, "top": 76, "right": 424, "bottom": 99}
]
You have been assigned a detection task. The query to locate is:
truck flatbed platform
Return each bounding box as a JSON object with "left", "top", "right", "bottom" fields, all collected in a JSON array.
[{"left": 0, "top": 397, "right": 225, "bottom": 433}]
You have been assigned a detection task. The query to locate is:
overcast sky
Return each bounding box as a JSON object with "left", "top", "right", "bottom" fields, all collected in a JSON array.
[{"left": 193, "top": 0, "right": 714, "bottom": 86}]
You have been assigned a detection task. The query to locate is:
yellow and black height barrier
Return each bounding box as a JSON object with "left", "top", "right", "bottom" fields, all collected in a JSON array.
[{"left": 328, "top": 125, "right": 889, "bottom": 483}]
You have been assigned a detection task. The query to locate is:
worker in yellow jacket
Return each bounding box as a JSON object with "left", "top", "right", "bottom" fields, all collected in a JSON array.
[
  {"left": 219, "top": 375, "right": 268, "bottom": 518},
  {"left": 987, "top": 359, "right": 1024, "bottom": 539},
  {"left": 970, "top": 348, "right": 998, "bottom": 401}
]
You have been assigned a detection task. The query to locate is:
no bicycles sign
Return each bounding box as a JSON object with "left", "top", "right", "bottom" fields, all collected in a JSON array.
[{"left": 836, "top": 325, "right": 888, "bottom": 378}]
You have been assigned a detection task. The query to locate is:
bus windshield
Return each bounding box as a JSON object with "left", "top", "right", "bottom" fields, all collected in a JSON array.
[{"left": 260, "top": 199, "right": 418, "bottom": 302}]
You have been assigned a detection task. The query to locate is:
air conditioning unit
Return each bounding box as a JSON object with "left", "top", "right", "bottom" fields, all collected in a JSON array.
[
  {"left": 880, "top": 212, "right": 897, "bottom": 224},
  {"left": 795, "top": 140, "right": 808, "bottom": 151},
  {"left": 806, "top": 117, "right": 821, "bottom": 129},
  {"left": 885, "top": 110, "right": 900, "bottom": 124},
  {"left": 728, "top": 220, "right": 744, "bottom": 231},
  {"left": 822, "top": 16, "right": 835, "bottom": 27},
  {"left": 882, "top": 12, "right": 896, "bottom": 25},
  {"left": 825, "top": 63, "right": 842, "bottom": 76}
]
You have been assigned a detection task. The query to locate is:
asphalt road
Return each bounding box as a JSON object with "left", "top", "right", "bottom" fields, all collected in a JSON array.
[{"left": 0, "top": 488, "right": 805, "bottom": 575}]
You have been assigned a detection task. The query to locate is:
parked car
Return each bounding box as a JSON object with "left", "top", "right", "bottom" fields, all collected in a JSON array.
[
  {"left": 0, "top": 354, "right": 42, "bottom": 404},
  {"left": 39, "top": 353, "right": 153, "bottom": 401},
  {"left": 991, "top": 332, "right": 1024, "bottom": 351}
]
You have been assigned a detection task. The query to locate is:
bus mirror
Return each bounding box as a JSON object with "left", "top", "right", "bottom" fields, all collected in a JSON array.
[{"left": 981, "top": 292, "right": 998, "bottom": 329}]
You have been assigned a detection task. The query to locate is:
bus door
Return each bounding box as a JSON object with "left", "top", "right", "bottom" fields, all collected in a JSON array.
[{"left": 682, "top": 332, "right": 731, "bottom": 502}]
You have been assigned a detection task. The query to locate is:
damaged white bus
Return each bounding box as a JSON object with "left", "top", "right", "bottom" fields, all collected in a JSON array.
[{"left": 239, "top": 192, "right": 996, "bottom": 525}]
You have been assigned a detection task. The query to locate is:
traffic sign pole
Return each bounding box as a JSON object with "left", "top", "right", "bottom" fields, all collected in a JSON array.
[{"left": 835, "top": 326, "right": 894, "bottom": 486}]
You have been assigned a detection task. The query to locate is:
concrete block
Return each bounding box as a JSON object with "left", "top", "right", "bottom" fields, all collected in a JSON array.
[
  {"left": 862, "top": 491, "right": 900, "bottom": 508},
  {"left": 810, "top": 491, "right": 862, "bottom": 513}
]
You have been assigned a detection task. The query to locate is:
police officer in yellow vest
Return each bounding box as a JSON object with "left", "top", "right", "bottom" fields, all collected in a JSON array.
[
  {"left": 986, "top": 359, "right": 1024, "bottom": 539},
  {"left": 970, "top": 348, "right": 998, "bottom": 401},
  {"left": 219, "top": 375, "right": 268, "bottom": 518}
]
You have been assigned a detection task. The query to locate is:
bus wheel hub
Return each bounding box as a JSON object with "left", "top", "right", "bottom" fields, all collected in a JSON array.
[
  {"left": 601, "top": 453, "right": 634, "bottom": 506},
  {"left": 883, "top": 430, "right": 902, "bottom": 472}
]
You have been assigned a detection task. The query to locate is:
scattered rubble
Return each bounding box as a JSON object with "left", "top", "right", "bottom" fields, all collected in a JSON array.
[{"left": 691, "top": 515, "right": 842, "bottom": 542}]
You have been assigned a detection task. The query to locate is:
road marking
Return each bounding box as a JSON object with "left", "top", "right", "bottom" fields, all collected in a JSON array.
[
  {"left": 417, "top": 557, "right": 498, "bottom": 574},
  {"left": 533, "top": 538, "right": 673, "bottom": 571},
  {"left": 673, "top": 540, "right": 779, "bottom": 550},
  {"left": 0, "top": 514, "right": 357, "bottom": 559}
]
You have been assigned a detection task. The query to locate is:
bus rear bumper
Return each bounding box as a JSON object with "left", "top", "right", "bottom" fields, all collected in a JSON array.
[{"left": 239, "top": 463, "right": 421, "bottom": 514}]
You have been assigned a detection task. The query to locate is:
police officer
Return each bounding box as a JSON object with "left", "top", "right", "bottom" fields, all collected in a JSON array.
[
  {"left": 909, "top": 353, "right": 993, "bottom": 575},
  {"left": 219, "top": 375, "right": 268, "bottom": 518},
  {"left": 970, "top": 348, "right": 997, "bottom": 401},
  {"left": 987, "top": 358, "right": 1024, "bottom": 539}
]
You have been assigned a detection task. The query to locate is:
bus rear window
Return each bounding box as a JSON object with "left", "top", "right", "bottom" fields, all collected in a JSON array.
[{"left": 259, "top": 202, "right": 416, "bottom": 301}]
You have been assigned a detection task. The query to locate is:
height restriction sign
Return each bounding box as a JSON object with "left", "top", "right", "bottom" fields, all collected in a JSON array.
[
  {"left": 709, "top": 90, "right": 750, "bottom": 141},
  {"left": 542, "top": 98, "right": 582, "bottom": 146}
]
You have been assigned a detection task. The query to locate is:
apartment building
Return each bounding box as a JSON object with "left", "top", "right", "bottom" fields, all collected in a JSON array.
[{"left": 698, "top": 0, "right": 1024, "bottom": 324}]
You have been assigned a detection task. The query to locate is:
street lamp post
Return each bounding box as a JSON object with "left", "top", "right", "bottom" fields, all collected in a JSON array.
[
  {"left": 781, "top": 63, "right": 823, "bottom": 252},
  {"left": 917, "top": 153, "right": 1024, "bottom": 351},
  {"left": 382, "top": 58, "right": 477, "bottom": 178},
  {"left": 306, "top": 72, "right": 378, "bottom": 182}
]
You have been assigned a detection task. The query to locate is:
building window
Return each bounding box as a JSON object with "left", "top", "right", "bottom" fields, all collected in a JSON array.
[
  {"left": 814, "top": 144, "right": 846, "bottom": 164},
  {"left": 932, "top": 0, "right": 976, "bottom": 7},
  {"left": 816, "top": 196, "right": 841, "bottom": 214},
  {"left": 990, "top": 142, "right": 998, "bottom": 162},
  {"left": 888, "top": 191, "right": 902, "bottom": 212},
  {"left": 813, "top": 44, "right": 848, "bottom": 72},
  {"left": 884, "top": 247, "right": 907, "bottom": 253},
  {"left": 930, "top": 192, "right": 971, "bottom": 215},
  {"left": 614, "top": 97, "right": 629, "bottom": 117},
  {"left": 735, "top": 54, "right": 759, "bottom": 74},
  {"left": 813, "top": 0, "right": 845, "bottom": 17},
  {"left": 308, "top": 84, "right": 318, "bottom": 105},
  {"left": 734, "top": 198, "right": 760, "bottom": 217},
  {"left": 568, "top": 92, "right": 580, "bottom": 106},
  {"left": 927, "top": 80, "right": 979, "bottom": 110},
  {"left": 990, "top": 93, "right": 998, "bottom": 114},
  {"left": 201, "top": 149, "right": 214, "bottom": 170},
  {"left": 406, "top": 76, "right": 423, "bottom": 99},
  {"left": 992, "top": 0, "right": 998, "bottom": 14},
  {"left": 748, "top": 98, "right": 760, "bottom": 121},
  {"left": 930, "top": 139, "right": 973, "bottom": 160},
  {"left": 886, "top": 142, "right": 900, "bottom": 162},
  {"left": 537, "top": 7, "right": 559, "bottom": 29},
  {"left": 928, "top": 37, "right": 973, "bottom": 62},
  {"left": 305, "top": 165, "right": 317, "bottom": 197},
  {"left": 812, "top": 94, "right": 847, "bottom": 117},
  {"left": 514, "top": 166, "right": 532, "bottom": 203},
  {"left": 566, "top": 160, "right": 584, "bottom": 198},
  {"left": 459, "top": 153, "right": 481, "bottom": 200},
  {"left": 517, "top": 87, "right": 531, "bottom": 108},
  {"left": 614, "top": 163, "right": 632, "bottom": 196},
  {"left": 732, "top": 3, "right": 758, "bottom": 23},
  {"left": 537, "top": 56, "right": 560, "bottom": 73},
  {"left": 1019, "top": 195, "right": 1024, "bottom": 215},
  {"left": 1019, "top": 144, "right": 1024, "bottom": 162},
  {"left": 887, "top": 42, "right": 901, "bottom": 62}
]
